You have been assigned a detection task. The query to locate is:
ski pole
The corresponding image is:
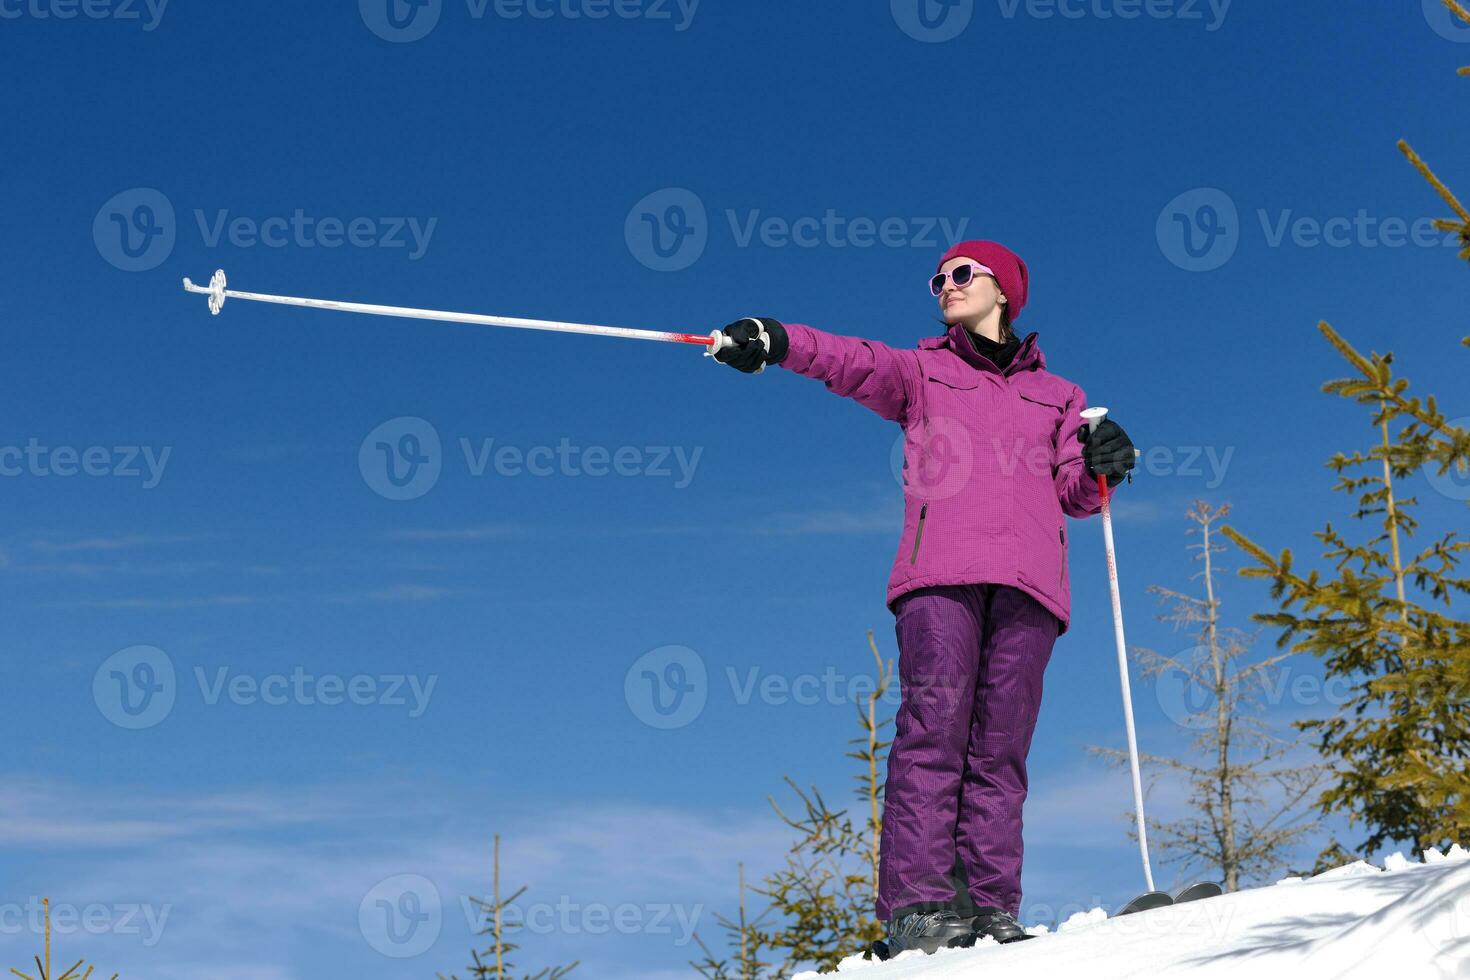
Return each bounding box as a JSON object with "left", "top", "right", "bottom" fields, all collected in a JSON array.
[
  {"left": 180, "top": 269, "right": 773, "bottom": 371},
  {"left": 1081, "top": 405, "right": 1155, "bottom": 893}
]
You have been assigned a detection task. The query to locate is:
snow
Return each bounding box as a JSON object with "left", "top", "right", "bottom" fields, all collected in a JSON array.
[{"left": 795, "top": 847, "right": 1470, "bottom": 979}]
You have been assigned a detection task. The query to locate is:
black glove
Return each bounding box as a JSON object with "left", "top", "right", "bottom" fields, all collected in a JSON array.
[
  {"left": 713, "top": 317, "right": 789, "bottom": 374},
  {"left": 1078, "top": 418, "right": 1136, "bottom": 488}
]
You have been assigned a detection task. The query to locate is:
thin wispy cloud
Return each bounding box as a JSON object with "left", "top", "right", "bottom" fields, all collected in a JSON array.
[
  {"left": 383, "top": 524, "right": 534, "bottom": 542},
  {"left": 47, "top": 593, "right": 267, "bottom": 610},
  {"left": 17, "top": 560, "right": 287, "bottom": 578},
  {"left": 319, "top": 584, "right": 462, "bottom": 603},
  {"left": 0, "top": 777, "right": 793, "bottom": 979},
  {"left": 46, "top": 584, "right": 476, "bottom": 609},
  {"left": 759, "top": 503, "right": 903, "bottom": 535},
  {"left": 28, "top": 534, "right": 218, "bottom": 554}
]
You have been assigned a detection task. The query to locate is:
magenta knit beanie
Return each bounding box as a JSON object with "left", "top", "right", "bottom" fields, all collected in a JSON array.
[{"left": 936, "top": 240, "right": 1029, "bottom": 321}]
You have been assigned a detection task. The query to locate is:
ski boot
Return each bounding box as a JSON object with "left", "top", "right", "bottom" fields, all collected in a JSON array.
[
  {"left": 867, "top": 908, "right": 977, "bottom": 960},
  {"left": 968, "top": 906, "right": 1033, "bottom": 944}
]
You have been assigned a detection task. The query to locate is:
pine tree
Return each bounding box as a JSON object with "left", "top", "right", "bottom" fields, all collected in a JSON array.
[
  {"left": 690, "top": 863, "right": 773, "bottom": 980},
  {"left": 1091, "top": 502, "right": 1325, "bottom": 891},
  {"left": 1222, "top": 325, "right": 1470, "bottom": 853},
  {"left": 440, "top": 835, "right": 578, "bottom": 980},
  {"left": 696, "top": 630, "right": 891, "bottom": 977},
  {"left": 1220, "top": 7, "right": 1470, "bottom": 855},
  {"left": 7, "top": 898, "right": 118, "bottom": 980},
  {"left": 751, "top": 630, "right": 891, "bottom": 974}
]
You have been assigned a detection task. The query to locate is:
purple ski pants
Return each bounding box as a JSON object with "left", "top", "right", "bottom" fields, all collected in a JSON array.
[{"left": 877, "top": 583, "right": 1059, "bottom": 920}]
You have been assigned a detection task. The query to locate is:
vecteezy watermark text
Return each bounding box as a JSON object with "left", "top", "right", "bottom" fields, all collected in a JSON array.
[
  {"left": 359, "top": 417, "right": 704, "bottom": 500},
  {"left": 461, "top": 895, "right": 702, "bottom": 945},
  {"left": 1157, "top": 187, "right": 1461, "bottom": 272},
  {"left": 360, "top": 0, "right": 700, "bottom": 43},
  {"left": 0, "top": 0, "right": 169, "bottom": 30},
  {"left": 626, "top": 187, "right": 971, "bottom": 271},
  {"left": 461, "top": 438, "right": 701, "bottom": 488},
  {"left": 196, "top": 666, "right": 436, "bottom": 718},
  {"left": 93, "top": 645, "right": 439, "bottom": 729},
  {"left": 94, "top": 187, "right": 438, "bottom": 272},
  {"left": 358, "top": 873, "right": 703, "bottom": 959},
  {"left": 625, "top": 645, "right": 912, "bottom": 729},
  {"left": 891, "top": 0, "right": 1231, "bottom": 44},
  {"left": 0, "top": 898, "right": 171, "bottom": 948},
  {"left": 0, "top": 440, "right": 170, "bottom": 488}
]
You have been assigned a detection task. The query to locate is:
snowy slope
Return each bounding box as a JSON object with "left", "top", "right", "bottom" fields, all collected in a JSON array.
[{"left": 800, "top": 847, "right": 1470, "bottom": 979}]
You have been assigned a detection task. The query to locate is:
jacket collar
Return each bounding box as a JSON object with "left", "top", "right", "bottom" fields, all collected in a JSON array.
[{"left": 920, "top": 323, "right": 1045, "bottom": 375}]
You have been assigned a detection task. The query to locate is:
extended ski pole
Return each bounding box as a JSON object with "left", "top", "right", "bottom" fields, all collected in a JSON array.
[
  {"left": 1081, "top": 405, "right": 1155, "bottom": 893},
  {"left": 180, "top": 269, "right": 774, "bottom": 371}
]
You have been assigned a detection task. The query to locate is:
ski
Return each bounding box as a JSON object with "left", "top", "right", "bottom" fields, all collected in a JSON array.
[
  {"left": 1172, "top": 881, "right": 1224, "bottom": 904},
  {"left": 1113, "top": 881, "right": 1223, "bottom": 918},
  {"left": 1113, "top": 890, "right": 1173, "bottom": 916}
]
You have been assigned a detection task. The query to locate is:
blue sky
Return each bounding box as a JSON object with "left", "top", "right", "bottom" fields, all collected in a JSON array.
[{"left": 3, "top": 1, "right": 1470, "bottom": 976}]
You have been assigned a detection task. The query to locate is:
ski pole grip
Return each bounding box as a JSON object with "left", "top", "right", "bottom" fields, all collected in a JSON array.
[
  {"left": 1080, "top": 405, "right": 1141, "bottom": 487},
  {"left": 1081, "top": 405, "right": 1109, "bottom": 434},
  {"left": 706, "top": 319, "right": 769, "bottom": 375}
]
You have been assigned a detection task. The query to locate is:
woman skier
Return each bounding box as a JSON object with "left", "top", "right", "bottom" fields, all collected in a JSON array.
[{"left": 714, "top": 240, "right": 1136, "bottom": 956}]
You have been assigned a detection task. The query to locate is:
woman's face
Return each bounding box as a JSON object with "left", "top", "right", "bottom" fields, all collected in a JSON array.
[{"left": 936, "top": 257, "right": 1006, "bottom": 326}]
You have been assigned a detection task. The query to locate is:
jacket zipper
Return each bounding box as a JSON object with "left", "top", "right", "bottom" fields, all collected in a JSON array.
[{"left": 911, "top": 504, "right": 928, "bottom": 564}]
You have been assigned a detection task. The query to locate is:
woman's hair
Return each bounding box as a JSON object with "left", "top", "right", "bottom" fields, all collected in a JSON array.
[{"left": 998, "top": 304, "right": 1016, "bottom": 342}]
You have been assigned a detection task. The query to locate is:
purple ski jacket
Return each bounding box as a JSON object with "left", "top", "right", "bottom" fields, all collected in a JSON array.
[{"left": 778, "top": 321, "right": 1112, "bottom": 635}]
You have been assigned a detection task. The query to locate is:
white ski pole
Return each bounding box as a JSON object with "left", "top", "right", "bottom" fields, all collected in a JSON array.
[
  {"left": 180, "top": 269, "right": 774, "bottom": 371},
  {"left": 1081, "top": 405, "right": 1155, "bottom": 893}
]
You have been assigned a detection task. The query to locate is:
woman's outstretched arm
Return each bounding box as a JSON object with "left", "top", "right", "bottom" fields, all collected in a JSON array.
[{"left": 776, "top": 322, "right": 922, "bottom": 424}]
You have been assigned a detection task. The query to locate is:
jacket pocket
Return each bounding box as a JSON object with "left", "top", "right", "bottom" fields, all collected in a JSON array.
[
  {"left": 924, "top": 369, "right": 981, "bottom": 391},
  {"left": 910, "top": 504, "right": 928, "bottom": 564},
  {"left": 1018, "top": 390, "right": 1066, "bottom": 411},
  {"left": 1058, "top": 525, "right": 1067, "bottom": 589}
]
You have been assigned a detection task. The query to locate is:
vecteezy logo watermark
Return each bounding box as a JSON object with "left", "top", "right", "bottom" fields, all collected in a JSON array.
[
  {"left": 891, "top": 0, "right": 974, "bottom": 43},
  {"left": 360, "top": 0, "right": 443, "bottom": 42},
  {"left": 0, "top": 440, "right": 171, "bottom": 488},
  {"left": 0, "top": 0, "right": 169, "bottom": 30},
  {"left": 1424, "top": 0, "right": 1470, "bottom": 42},
  {"left": 1426, "top": 415, "right": 1470, "bottom": 502},
  {"left": 359, "top": 418, "right": 704, "bottom": 499},
  {"left": 625, "top": 188, "right": 708, "bottom": 272},
  {"left": 0, "top": 899, "right": 172, "bottom": 948},
  {"left": 626, "top": 187, "right": 970, "bottom": 272},
  {"left": 1156, "top": 187, "right": 1239, "bottom": 272},
  {"left": 360, "top": 417, "right": 443, "bottom": 501},
  {"left": 93, "top": 646, "right": 177, "bottom": 730},
  {"left": 360, "top": 0, "right": 699, "bottom": 42},
  {"left": 1158, "top": 187, "right": 1464, "bottom": 271},
  {"left": 1422, "top": 877, "right": 1470, "bottom": 959},
  {"left": 93, "top": 188, "right": 176, "bottom": 272},
  {"left": 624, "top": 645, "right": 707, "bottom": 729},
  {"left": 891, "top": 417, "right": 976, "bottom": 502},
  {"left": 1154, "top": 650, "right": 1361, "bottom": 729},
  {"left": 360, "top": 874, "right": 442, "bottom": 958},
  {"left": 94, "top": 188, "right": 439, "bottom": 272}
]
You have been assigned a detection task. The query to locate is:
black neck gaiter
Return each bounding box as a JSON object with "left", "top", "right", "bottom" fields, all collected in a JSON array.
[{"left": 966, "top": 328, "right": 1021, "bottom": 371}]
